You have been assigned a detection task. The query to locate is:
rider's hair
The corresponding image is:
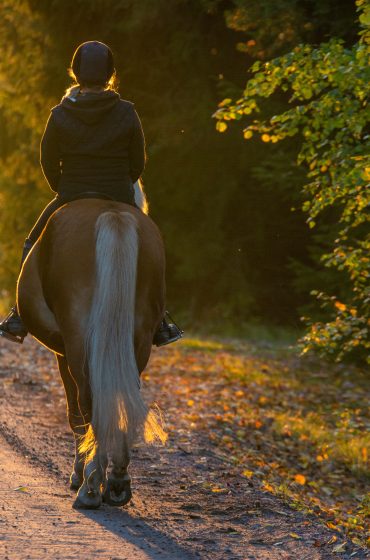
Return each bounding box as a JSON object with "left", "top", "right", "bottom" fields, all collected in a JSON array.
[{"left": 65, "top": 66, "right": 119, "bottom": 96}]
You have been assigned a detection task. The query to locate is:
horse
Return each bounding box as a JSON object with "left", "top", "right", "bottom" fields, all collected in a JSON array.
[{"left": 17, "top": 181, "right": 167, "bottom": 509}]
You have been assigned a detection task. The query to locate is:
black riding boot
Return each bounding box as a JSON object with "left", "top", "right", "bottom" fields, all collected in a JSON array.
[
  {"left": 0, "top": 238, "right": 33, "bottom": 344},
  {"left": 153, "top": 311, "right": 183, "bottom": 347}
]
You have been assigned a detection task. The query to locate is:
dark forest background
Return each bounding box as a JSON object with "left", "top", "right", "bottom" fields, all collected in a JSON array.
[{"left": 0, "top": 0, "right": 360, "bottom": 333}]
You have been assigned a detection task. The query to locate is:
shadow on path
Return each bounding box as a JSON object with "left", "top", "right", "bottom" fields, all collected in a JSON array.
[{"left": 79, "top": 505, "right": 198, "bottom": 560}]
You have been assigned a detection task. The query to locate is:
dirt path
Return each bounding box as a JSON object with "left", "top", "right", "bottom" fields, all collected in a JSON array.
[
  {"left": 0, "top": 436, "right": 189, "bottom": 560},
  {"left": 0, "top": 338, "right": 367, "bottom": 559}
]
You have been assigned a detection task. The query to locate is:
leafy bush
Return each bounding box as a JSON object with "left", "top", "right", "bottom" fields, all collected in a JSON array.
[{"left": 214, "top": 0, "right": 370, "bottom": 363}]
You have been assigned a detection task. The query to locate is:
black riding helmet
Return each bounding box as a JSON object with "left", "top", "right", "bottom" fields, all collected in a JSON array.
[{"left": 71, "top": 41, "right": 115, "bottom": 86}]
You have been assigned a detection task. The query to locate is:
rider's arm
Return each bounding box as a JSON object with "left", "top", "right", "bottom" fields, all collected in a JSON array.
[
  {"left": 40, "top": 113, "right": 61, "bottom": 192},
  {"left": 128, "top": 108, "right": 146, "bottom": 184}
]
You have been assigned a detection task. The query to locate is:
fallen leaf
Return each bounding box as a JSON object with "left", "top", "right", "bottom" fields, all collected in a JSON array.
[
  {"left": 289, "top": 533, "right": 301, "bottom": 539},
  {"left": 294, "top": 474, "right": 306, "bottom": 485},
  {"left": 13, "top": 486, "right": 29, "bottom": 493},
  {"left": 333, "top": 542, "right": 347, "bottom": 553}
]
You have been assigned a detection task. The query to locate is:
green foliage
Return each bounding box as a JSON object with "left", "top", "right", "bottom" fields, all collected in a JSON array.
[{"left": 214, "top": 0, "right": 370, "bottom": 362}]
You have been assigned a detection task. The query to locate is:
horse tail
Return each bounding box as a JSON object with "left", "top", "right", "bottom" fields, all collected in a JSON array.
[{"left": 80, "top": 211, "right": 166, "bottom": 460}]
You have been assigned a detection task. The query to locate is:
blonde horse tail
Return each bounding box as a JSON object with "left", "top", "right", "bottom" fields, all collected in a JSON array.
[{"left": 80, "top": 211, "right": 166, "bottom": 460}]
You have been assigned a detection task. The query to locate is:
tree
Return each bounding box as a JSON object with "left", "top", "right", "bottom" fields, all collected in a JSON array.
[{"left": 214, "top": 0, "right": 370, "bottom": 362}]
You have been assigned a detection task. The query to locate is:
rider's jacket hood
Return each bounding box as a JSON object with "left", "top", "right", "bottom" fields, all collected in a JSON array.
[{"left": 60, "top": 86, "right": 121, "bottom": 125}]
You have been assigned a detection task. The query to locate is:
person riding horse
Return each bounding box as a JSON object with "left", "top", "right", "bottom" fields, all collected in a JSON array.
[{"left": 0, "top": 40, "right": 182, "bottom": 347}]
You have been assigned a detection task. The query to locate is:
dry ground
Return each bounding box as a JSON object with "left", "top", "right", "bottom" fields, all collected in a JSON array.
[{"left": 0, "top": 336, "right": 368, "bottom": 559}]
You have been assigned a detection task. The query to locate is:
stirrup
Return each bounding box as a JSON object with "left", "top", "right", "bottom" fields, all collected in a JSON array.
[
  {"left": 154, "top": 311, "right": 184, "bottom": 347},
  {"left": 0, "top": 306, "right": 27, "bottom": 344},
  {"left": 0, "top": 329, "right": 25, "bottom": 344}
]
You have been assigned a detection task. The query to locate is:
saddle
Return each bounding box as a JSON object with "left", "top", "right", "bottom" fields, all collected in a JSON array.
[
  {"left": 65, "top": 191, "right": 139, "bottom": 210},
  {"left": 65, "top": 191, "right": 117, "bottom": 202}
]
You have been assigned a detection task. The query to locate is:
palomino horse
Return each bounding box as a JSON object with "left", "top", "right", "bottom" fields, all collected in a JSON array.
[{"left": 17, "top": 182, "right": 167, "bottom": 509}]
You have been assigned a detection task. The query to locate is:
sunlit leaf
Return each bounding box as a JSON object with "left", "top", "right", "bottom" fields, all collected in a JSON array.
[
  {"left": 13, "top": 486, "right": 29, "bottom": 492},
  {"left": 294, "top": 474, "right": 306, "bottom": 485},
  {"left": 216, "top": 121, "right": 228, "bottom": 132}
]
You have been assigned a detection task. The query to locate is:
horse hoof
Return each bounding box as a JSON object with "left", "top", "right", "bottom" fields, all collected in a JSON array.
[
  {"left": 73, "top": 495, "right": 102, "bottom": 509},
  {"left": 103, "top": 478, "right": 132, "bottom": 507},
  {"left": 73, "top": 497, "right": 101, "bottom": 509},
  {"left": 73, "top": 485, "right": 102, "bottom": 509},
  {"left": 70, "top": 472, "right": 83, "bottom": 491}
]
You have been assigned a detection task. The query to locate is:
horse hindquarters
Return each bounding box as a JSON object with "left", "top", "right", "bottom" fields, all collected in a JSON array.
[{"left": 17, "top": 244, "right": 63, "bottom": 354}]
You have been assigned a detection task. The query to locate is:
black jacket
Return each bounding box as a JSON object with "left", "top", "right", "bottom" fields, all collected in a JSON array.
[{"left": 40, "top": 88, "right": 145, "bottom": 202}]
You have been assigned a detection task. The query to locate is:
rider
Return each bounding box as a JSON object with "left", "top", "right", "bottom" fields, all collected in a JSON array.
[{"left": 0, "top": 40, "right": 182, "bottom": 347}]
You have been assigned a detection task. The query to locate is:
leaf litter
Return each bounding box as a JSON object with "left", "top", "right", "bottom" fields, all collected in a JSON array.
[{"left": 149, "top": 337, "right": 369, "bottom": 548}]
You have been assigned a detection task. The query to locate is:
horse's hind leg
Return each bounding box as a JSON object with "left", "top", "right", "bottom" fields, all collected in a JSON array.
[
  {"left": 56, "top": 355, "right": 87, "bottom": 490},
  {"left": 102, "top": 332, "right": 154, "bottom": 507},
  {"left": 74, "top": 448, "right": 108, "bottom": 509},
  {"left": 62, "top": 343, "right": 107, "bottom": 510},
  {"left": 104, "top": 438, "right": 132, "bottom": 507}
]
